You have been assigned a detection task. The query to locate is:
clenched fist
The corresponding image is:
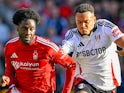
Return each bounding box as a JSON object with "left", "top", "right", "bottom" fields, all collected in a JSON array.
[
  {"left": 0, "top": 75, "right": 10, "bottom": 87},
  {"left": 116, "top": 49, "right": 124, "bottom": 56}
]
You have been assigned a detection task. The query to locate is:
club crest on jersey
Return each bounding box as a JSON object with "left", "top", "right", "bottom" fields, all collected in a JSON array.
[
  {"left": 33, "top": 50, "right": 38, "bottom": 60},
  {"left": 95, "top": 34, "right": 100, "bottom": 41}
]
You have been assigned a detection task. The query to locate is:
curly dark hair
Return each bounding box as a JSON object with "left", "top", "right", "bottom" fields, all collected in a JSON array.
[
  {"left": 12, "top": 8, "right": 40, "bottom": 25},
  {"left": 75, "top": 3, "right": 94, "bottom": 14}
]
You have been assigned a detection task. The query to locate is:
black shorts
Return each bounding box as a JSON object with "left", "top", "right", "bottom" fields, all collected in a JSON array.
[{"left": 75, "top": 80, "right": 116, "bottom": 93}]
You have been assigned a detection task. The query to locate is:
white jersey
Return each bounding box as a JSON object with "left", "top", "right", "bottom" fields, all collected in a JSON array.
[{"left": 61, "top": 19, "right": 124, "bottom": 91}]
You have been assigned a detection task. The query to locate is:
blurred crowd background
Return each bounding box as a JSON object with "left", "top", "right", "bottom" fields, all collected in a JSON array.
[{"left": 0, "top": 0, "right": 124, "bottom": 93}]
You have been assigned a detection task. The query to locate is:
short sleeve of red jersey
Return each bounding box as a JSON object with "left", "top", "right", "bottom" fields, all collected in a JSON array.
[{"left": 4, "top": 43, "right": 15, "bottom": 85}]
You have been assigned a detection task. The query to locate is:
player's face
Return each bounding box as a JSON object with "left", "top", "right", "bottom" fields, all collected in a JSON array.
[
  {"left": 75, "top": 11, "right": 96, "bottom": 35},
  {"left": 17, "top": 19, "right": 36, "bottom": 44}
]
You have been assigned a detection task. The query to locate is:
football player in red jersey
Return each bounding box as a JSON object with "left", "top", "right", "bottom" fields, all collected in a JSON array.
[{"left": 0, "top": 8, "right": 76, "bottom": 93}]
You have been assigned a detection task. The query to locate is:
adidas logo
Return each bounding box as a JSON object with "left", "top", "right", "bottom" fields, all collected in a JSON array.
[
  {"left": 11, "top": 52, "right": 18, "bottom": 58},
  {"left": 78, "top": 42, "right": 84, "bottom": 47}
]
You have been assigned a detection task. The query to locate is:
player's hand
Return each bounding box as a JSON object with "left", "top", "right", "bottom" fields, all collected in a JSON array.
[
  {"left": 0, "top": 75, "right": 10, "bottom": 87},
  {"left": 116, "top": 49, "right": 124, "bottom": 56}
]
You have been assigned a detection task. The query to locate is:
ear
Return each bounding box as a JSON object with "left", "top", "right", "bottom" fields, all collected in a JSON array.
[
  {"left": 94, "top": 15, "right": 96, "bottom": 22},
  {"left": 16, "top": 26, "right": 19, "bottom": 32}
]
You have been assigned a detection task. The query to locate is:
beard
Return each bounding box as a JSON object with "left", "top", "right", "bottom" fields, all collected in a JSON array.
[{"left": 20, "top": 35, "right": 34, "bottom": 45}]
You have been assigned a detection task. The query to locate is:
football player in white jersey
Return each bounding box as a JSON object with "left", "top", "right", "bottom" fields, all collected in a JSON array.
[{"left": 61, "top": 3, "right": 124, "bottom": 93}]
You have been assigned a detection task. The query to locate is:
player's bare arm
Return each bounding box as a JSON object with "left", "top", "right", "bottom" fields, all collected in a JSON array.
[{"left": 115, "top": 36, "right": 124, "bottom": 56}]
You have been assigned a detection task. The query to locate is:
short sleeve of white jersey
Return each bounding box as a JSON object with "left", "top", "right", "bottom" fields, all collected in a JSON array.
[
  {"left": 99, "top": 19, "right": 124, "bottom": 42},
  {"left": 61, "top": 29, "right": 77, "bottom": 53}
]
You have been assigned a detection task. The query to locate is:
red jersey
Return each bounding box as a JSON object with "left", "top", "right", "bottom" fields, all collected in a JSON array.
[{"left": 4, "top": 35, "right": 76, "bottom": 93}]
